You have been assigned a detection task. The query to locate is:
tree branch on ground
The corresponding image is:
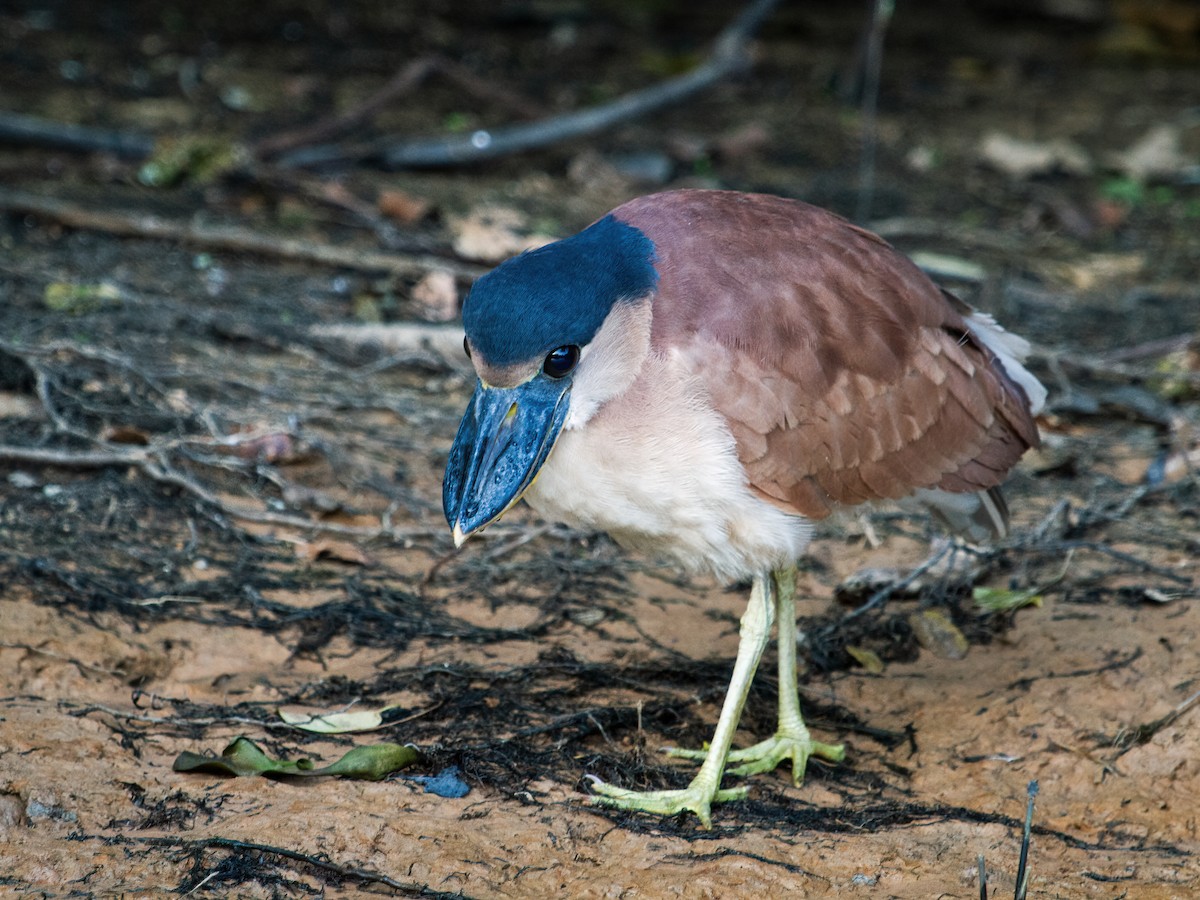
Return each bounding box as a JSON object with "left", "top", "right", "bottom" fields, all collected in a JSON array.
[
  {"left": 0, "top": 187, "right": 485, "bottom": 280},
  {"left": 274, "top": 0, "right": 783, "bottom": 170}
]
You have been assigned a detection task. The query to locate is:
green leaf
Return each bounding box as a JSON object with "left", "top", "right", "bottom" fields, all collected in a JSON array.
[
  {"left": 43, "top": 281, "right": 122, "bottom": 314},
  {"left": 173, "top": 736, "right": 308, "bottom": 777},
  {"left": 973, "top": 586, "right": 1043, "bottom": 614},
  {"left": 173, "top": 736, "right": 419, "bottom": 781},
  {"left": 845, "top": 645, "right": 885, "bottom": 674},
  {"left": 312, "top": 744, "right": 421, "bottom": 780}
]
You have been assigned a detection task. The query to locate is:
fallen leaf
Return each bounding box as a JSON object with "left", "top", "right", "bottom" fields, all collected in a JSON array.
[
  {"left": 909, "top": 609, "right": 969, "bottom": 660},
  {"left": 1040, "top": 252, "right": 1145, "bottom": 291},
  {"left": 973, "top": 586, "right": 1043, "bottom": 614},
  {"left": 378, "top": 188, "right": 433, "bottom": 224},
  {"left": 449, "top": 205, "right": 554, "bottom": 263},
  {"left": 217, "top": 432, "right": 304, "bottom": 463},
  {"left": 279, "top": 705, "right": 403, "bottom": 733},
  {"left": 1107, "top": 123, "right": 1194, "bottom": 182},
  {"left": 0, "top": 393, "right": 40, "bottom": 420},
  {"left": 979, "top": 132, "right": 1092, "bottom": 179},
  {"left": 101, "top": 425, "right": 151, "bottom": 445},
  {"left": 845, "top": 646, "right": 885, "bottom": 673},
  {"left": 411, "top": 270, "right": 459, "bottom": 322},
  {"left": 295, "top": 540, "right": 372, "bottom": 566},
  {"left": 1140, "top": 587, "right": 1178, "bottom": 604},
  {"left": 173, "top": 736, "right": 419, "bottom": 780}
]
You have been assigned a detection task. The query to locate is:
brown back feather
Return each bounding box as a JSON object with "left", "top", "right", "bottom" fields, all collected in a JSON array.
[{"left": 614, "top": 190, "right": 1040, "bottom": 520}]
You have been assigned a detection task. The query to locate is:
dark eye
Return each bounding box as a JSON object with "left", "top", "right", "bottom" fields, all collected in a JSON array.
[
  {"left": 463, "top": 336, "right": 472, "bottom": 359},
  {"left": 543, "top": 345, "right": 580, "bottom": 378}
]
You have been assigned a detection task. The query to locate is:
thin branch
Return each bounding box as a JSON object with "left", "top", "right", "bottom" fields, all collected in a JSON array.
[
  {"left": 1039, "top": 343, "right": 1200, "bottom": 390},
  {"left": 0, "top": 187, "right": 485, "bottom": 280},
  {"left": 1098, "top": 331, "right": 1196, "bottom": 364},
  {"left": 0, "top": 642, "right": 127, "bottom": 677},
  {"left": 67, "top": 833, "right": 449, "bottom": 897},
  {"left": 280, "top": 0, "right": 783, "bottom": 170},
  {"left": 0, "top": 442, "right": 441, "bottom": 541},
  {"left": 0, "top": 110, "right": 153, "bottom": 159},
  {"left": 73, "top": 702, "right": 296, "bottom": 732},
  {"left": 256, "top": 54, "right": 546, "bottom": 160},
  {"left": 1106, "top": 687, "right": 1200, "bottom": 762}
]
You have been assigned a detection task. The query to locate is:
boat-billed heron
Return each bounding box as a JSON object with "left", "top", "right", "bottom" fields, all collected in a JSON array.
[{"left": 443, "top": 189, "right": 1045, "bottom": 827}]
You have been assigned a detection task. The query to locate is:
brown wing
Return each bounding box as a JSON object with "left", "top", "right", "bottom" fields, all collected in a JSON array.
[{"left": 615, "top": 190, "right": 1040, "bottom": 520}]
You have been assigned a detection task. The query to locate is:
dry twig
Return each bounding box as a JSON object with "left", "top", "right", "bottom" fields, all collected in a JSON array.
[
  {"left": 280, "top": 0, "right": 783, "bottom": 170},
  {"left": 0, "top": 187, "right": 484, "bottom": 280},
  {"left": 256, "top": 54, "right": 545, "bottom": 160}
]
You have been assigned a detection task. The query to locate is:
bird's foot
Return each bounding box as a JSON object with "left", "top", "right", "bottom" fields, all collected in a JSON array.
[
  {"left": 666, "top": 726, "right": 844, "bottom": 786},
  {"left": 585, "top": 774, "right": 747, "bottom": 829}
]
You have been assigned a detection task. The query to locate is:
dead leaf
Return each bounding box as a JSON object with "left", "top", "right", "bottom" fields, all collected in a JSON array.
[
  {"left": 845, "top": 646, "right": 885, "bottom": 673},
  {"left": 280, "top": 483, "right": 343, "bottom": 514},
  {"left": 1140, "top": 587, "right": 1178, "bottom": 604},
  {"left": 909, "top": 609, "right": 969, "bottom": 660},
  {"left": 979, "top": 132, "right": 1092, "bottom": 179},
  {"left": 280, "top": 705, "right": 404, "bottom": 733},
  {"left": 378, "top": 188, "right": 433, "bottom": 225},
  {"left": 101, "top": 425, "right": 151, "bottom": 445},
  {"left": 449, "top": 205, "right": 554, "bottom": 263},
  {"left": 1107, "top": 123, "right": 1194, "bottom": 182},
  {"left": 1040, "top": 252, "right": 1145, "bottom": 291},
  {"left": 0, "top": 393, "right": 41, "bottom": 420},
  {"left": 412, "top": 270, "right": 459, "bottom": 322},
  {"left": 295, "top": 540, "right": 372, "bottom": 566},
  {"left": 218, "top": 432, "right": 304, "bottom": 464}
]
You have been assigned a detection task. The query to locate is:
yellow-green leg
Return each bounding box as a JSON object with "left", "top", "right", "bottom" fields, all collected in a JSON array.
[
  {"left": 667, "top": 567, "right": 845, "bottom": 784},
  {"left": 587, "top": 571, "right": 776, "bottom": 828}
]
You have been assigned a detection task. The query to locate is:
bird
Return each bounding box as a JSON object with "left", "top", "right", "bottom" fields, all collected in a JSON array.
[{"left": 442, "top": 189, "right": 1045, "bottom": 828}]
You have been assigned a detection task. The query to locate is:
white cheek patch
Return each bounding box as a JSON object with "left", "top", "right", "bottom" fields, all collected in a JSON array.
[{"left": 564, "top": 296, "right": 654, "bottom": 430}]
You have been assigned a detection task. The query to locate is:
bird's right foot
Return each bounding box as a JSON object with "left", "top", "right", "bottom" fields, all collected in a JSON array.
[{"left": 584, "top": 774, "right": 747, "bottom": 829}]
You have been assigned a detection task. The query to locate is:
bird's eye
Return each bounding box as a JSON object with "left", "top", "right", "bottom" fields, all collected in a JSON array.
[
  {"left": 463, "top": 336, "right": 472, "bottom": 359},
  {"left": 543, "top": 345, "right": 580, "bottom": 379}
]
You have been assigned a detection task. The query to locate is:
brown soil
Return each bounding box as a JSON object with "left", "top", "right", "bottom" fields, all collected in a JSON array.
[{"left": 1, "top": 1, "right": 1198, "bottom": 897}]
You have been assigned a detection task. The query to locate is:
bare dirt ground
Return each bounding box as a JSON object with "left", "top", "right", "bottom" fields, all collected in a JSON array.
[{"left": 1, "top": 1, "right": 1199, "bottom": 897}]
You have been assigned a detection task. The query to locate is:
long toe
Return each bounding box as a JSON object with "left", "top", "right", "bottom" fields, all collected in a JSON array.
[
  {"left": 586, "top": 776, "right": 749, "bottom": 829},
  {"left": 725, "top": 733, "right": 845, "bottom": 784}
]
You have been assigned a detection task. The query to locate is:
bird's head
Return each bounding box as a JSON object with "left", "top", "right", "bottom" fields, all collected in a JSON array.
[{"left": 443, "top": 214, "right": 658, "bottom": 546}]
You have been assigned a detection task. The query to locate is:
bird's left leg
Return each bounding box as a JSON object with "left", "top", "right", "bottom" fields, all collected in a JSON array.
[
  {"left": 723, "top": 566, "right": 845, "bottom": 781},
  {"left": 587, "top": 572, "right": 776, "bottom": 828},
  {"left": 668, "top": 566, "right": 845, "bottom": 784}
]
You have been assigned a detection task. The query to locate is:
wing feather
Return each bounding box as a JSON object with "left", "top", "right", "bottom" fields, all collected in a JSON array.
[{"left": 615, "top": 190, "right": 1040, "bottom": 520}]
